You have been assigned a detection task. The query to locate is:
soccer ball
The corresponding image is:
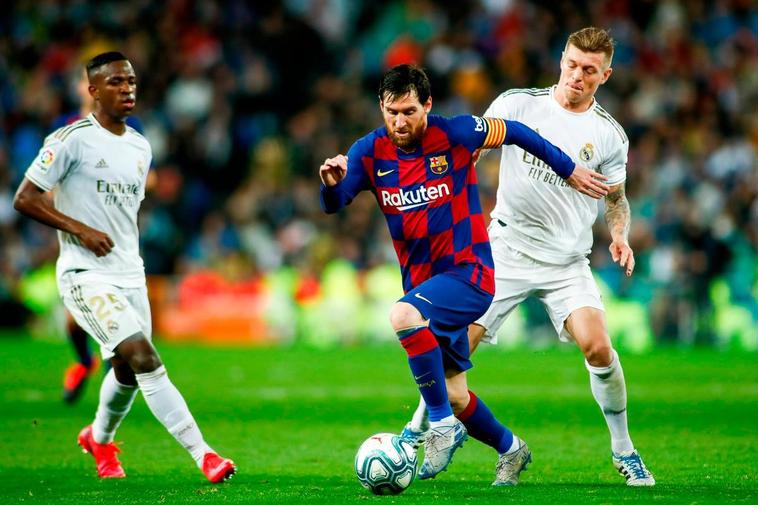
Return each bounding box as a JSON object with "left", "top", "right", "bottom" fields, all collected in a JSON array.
[{"left": 355, "top": 433, "right": 417, "bottom": 495}]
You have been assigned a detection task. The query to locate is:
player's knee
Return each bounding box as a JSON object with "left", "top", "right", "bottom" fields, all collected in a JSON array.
[
  {"left": 389, "top": 302, "right": 425, "bottom": 332},
  {"left": 111, "top": 358, "right": 137, "bottom": 386},
  {"left": 129, "top": 351, "right": 162, "bottom": 374},
  {"left": 116, "top": 333, "right": 163, "bottom": 374},
  {"left": 584, "top": 342, "right": 613, "bottom": 367}
]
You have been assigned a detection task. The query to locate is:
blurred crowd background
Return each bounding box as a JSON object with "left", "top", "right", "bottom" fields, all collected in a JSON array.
[{"left": 1, "top": 0, "right": 756, "bottom": 349}]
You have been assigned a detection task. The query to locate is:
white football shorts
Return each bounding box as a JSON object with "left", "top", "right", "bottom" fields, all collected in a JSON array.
[
  {"left": 59, "top": 272, "right": 152, "bottom": 359},
  {"left": 477, "top": 222, "right": 604, "bottom": 343}
]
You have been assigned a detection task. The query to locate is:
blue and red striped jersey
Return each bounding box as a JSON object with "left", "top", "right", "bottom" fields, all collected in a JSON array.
[{"left": 322, "top": 114, "right": 510, "bottom": 294}]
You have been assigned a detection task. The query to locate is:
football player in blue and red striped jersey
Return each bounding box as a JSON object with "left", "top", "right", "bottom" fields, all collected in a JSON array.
[{"left": 320, "top": 64, "right": 607, "bottom": 482}]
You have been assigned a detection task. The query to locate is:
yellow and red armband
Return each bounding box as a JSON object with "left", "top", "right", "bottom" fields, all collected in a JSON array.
[{"left": 482, "top": 118, "right": 507, "bottom": 148}]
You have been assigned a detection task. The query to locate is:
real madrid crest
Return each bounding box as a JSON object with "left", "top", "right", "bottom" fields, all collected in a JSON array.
[
  {"left": 579, "top": 143, "right": 594, "bottom": 162},
  {"left": 428, "top": 155, "right": 448, "bottom": 175},
  {"left": 107, "top": 320, "right": 120, "bottom": 334},
  {"left": 137, "top": 160, "right": 145, "bottom": 176}
]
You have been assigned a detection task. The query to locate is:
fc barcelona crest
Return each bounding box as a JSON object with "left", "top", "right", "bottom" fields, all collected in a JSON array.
[{"left": 428, "top": 155, "right": 448, "bottom": 175}]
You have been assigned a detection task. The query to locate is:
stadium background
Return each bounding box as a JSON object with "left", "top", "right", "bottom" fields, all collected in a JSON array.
[
  {"left": 0, "top": 1, "right": 756, "bottom": 504},
  {"left": 2, "top": 0, "right": 756, "bottom": 350}
]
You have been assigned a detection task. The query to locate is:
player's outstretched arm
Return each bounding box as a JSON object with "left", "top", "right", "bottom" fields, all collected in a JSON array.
[
  {"left": 504, "top": 120, "right": 609, "bottom": 199},
  {"left": 604, "top": 183, "right": 635, "bottom": 276},
  {"left": 13, "top": 178, "right": 115, "bottom": 257},
  {"left": 482, "top": 118, "right": 609, "bottom": 199}
]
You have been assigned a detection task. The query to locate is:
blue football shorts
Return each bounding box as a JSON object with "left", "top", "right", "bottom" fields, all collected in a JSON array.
[{"left": 399, "top": 263, "right": 494, "bottom": 372}]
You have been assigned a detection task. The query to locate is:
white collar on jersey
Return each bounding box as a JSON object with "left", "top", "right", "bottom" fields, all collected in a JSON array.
[
  {"left": 549, "top": 85, "right": 598, "bottom": 116},
  {"left": 87, "top": 112, "right": 129, "bottom": 138}
]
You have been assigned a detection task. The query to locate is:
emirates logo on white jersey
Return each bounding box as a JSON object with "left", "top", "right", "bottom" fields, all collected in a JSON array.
[{"left": 380, "top": 182, "right": 451, "bottom": 211}]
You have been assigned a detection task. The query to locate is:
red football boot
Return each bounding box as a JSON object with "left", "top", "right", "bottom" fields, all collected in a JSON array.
[
  {"left": 77, "top": 425, "right": 126, "bottom": 478},
  {"left": 202, "top": 452, "right": 236, "bottom": 483},
  {"left": 63, "top": 358, "right": 99, "bottom": 404}
]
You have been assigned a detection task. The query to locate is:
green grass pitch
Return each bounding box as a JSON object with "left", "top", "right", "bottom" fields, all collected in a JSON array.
[{"left": 1, "top": 336, "right": 756, "bottom": 504}]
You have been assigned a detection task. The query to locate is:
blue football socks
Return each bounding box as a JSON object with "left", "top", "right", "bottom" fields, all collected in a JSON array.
[
  {"left": 458, "top": 390, "right": 514, "bottom": 453},
  {"left": 398, "top": 327, "right": 453, "bottom": 422}
]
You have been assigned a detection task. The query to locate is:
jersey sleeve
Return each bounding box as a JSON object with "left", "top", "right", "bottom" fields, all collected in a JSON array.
[
  {"left": 444, "top": 115, "right": 505, "bottom": 152},
  {"left": 320, "top": 140, "right": 372, "bottom": 213},
  {"left": 445, "top": 114, "right": 519, "bottom": 151},
  {"left": 446, "top": 114, "right": 574, "bottom": 177},
  {"left": 599, "top": 135, "right": 628, "bottom": 186},
  {"left": 24, "top": 136, "right": 76, "bottom": 192}
]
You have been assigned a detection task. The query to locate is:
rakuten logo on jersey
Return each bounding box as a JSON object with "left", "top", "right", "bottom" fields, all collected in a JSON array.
[{"left": 380, "top": 182, "right": 451, "bottom": 211}]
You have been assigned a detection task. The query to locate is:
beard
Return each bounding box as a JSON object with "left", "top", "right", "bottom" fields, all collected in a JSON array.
[{"left": 387, "top": 124, "right": 423, "bottom": 150}]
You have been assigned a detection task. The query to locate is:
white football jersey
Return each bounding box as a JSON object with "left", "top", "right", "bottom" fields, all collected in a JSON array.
[
  {"left": 24, "top": 113, "right": 151, "bottom": 287},
  {"left": 484, "top": 86, "right": 628, "bottom": 264}
]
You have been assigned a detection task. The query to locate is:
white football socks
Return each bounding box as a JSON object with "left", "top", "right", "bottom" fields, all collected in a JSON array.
[
  {"left": 135, "top": 366, "right": 212, "bottom": 467},
  {"left": 585, "top": 350, "right": 635, "bottom": 454},
  {"left": 503, "top": 435, "right": 524, "bottom": 455},
  {"left": 409, "top": 395, "right": 429, "bottom": 432},
  {"left": 429, "top": 414, "right": 456, "bottom": 429},
  {"left": 92, "top": 368, "right": 138, "bottom": 444}
]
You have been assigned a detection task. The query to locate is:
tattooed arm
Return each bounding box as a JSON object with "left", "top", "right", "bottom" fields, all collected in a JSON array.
[{"left": 604, "top": 183, "right": 635, "bottom": 276}]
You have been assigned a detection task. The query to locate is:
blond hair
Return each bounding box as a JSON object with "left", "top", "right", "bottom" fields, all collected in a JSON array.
[{"left": 566, "top": 27, "right": 615, "bottom": 67}]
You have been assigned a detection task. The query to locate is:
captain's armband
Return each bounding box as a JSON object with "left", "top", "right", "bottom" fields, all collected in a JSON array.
[{"left": 481, "top": 118, "right": 507, "bottom": 148}]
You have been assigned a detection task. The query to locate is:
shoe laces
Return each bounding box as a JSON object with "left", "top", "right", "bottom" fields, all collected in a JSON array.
[
  {"left": 495, "top": 456, "right": 508, "bottom": 474},
  {"left": 93, "top": 443, "right": 122, "bottom": 474},
  {"left": 619, "top": 453, "right": 648, "bottom": 479},
  {"left": 496, "top": 450, "right": 519, "bottom": 474},
  {"left": 97, "top": 442, "right": 121, "bottom": 460},
  {"left": 427, "top": 423, "right": 463, "bottom": 451},
  {"left": 425, "top": 429, "right": 447, "bottom": 452}
]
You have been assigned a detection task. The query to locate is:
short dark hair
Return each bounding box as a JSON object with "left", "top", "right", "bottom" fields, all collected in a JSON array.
[
  {"left": 378, "top": 64, "right": 431, "bottom": 104},
  {"left": 86, "top": 51, "right": 128, "bottom": 77}
]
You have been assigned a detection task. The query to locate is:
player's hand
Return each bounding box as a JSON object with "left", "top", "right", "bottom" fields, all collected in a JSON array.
[
  {"left": 566, "top": 165, "right": 609, "bottom": 199},
  {"left": 319, "top": 154, "right": 348, "bottom": 187},
  {"left": 76, "top": 226, "right": 115, "bottom": 257},
  {"left": 609, "top": 240, "right": 635, "bottom": 276}
]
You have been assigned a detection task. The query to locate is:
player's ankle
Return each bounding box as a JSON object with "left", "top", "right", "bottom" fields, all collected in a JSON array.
[{"left": 429, "top": 414, "right": 456, "bottom": 428}]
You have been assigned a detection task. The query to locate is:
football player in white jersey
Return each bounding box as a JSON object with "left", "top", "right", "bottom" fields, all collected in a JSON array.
[
  {"left": 402, "top": 27, "right": 655, "bottom": 486},
  {"left": 55, "top": 65, "right": 113, "bottom": 404},
  {"left": 13, "top": 52, "right": 235, "bottom": 483}
]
